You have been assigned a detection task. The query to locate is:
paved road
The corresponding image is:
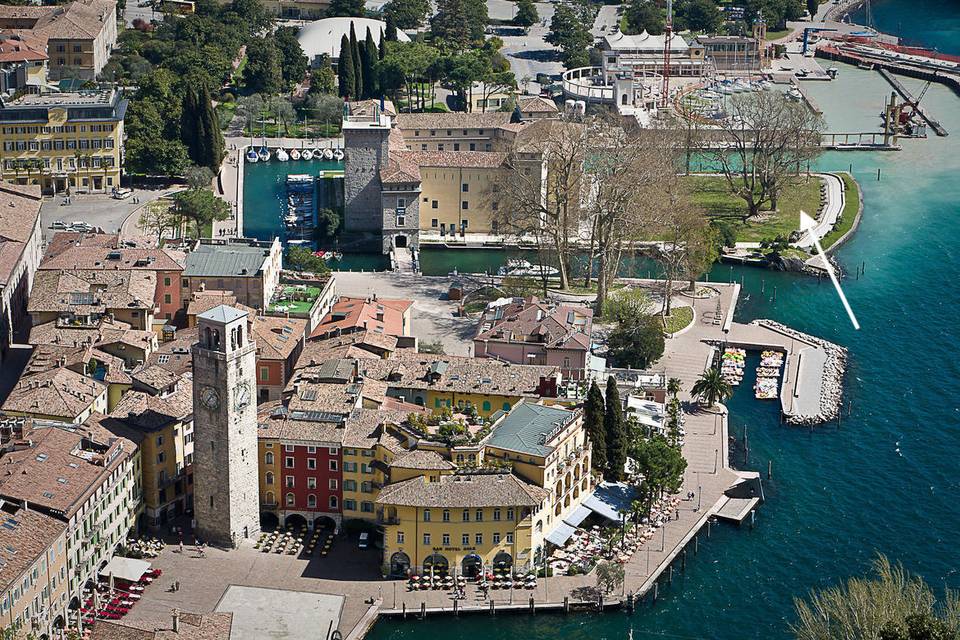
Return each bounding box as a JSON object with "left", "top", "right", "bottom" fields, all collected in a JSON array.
[
  {"left": 331, "top": 272, "right": 477, "bottom": 355},
  {"left": 490, "top": 1, "right": 563, "bottom": 95},
  {"left": 123, "top": 0, "right": 158, "bottom": 27},
  {"left": 795, "top": 173, "right": 843, "bottom": 249},
  {"left": 40, "top": 188, "right": 176, "bottom": 243},
  {"left": 591, "top": 4, "right": 621, "bottom": 37}
]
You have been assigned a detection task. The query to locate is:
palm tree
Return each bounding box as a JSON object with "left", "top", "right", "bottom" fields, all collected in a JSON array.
[
  {"left": 690, "top": 368, "right": 732, "bottom": 408},
  {"left": 667, "top": 377, "right": 682, "bottom": 399}
]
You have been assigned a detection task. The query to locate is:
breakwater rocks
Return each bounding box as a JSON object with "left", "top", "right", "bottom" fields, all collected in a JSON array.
[{"left": 753, "top": 319, "right": 849, "bottom": 425}]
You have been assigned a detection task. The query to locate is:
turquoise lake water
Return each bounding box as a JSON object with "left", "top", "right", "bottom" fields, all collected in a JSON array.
[{"left": 361, "top": 5, "right": 960, "bottom": 640}]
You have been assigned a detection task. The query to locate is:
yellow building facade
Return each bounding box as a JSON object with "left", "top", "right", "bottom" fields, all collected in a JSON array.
[
  {"left": 376, "top": 472, "right": 548, "bottom": 577},
  {"left": 0, "top": 89, "right": 126, "bottom": 194}
]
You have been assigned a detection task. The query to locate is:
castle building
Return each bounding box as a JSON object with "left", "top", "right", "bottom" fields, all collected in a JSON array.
[{"left": 191, "top": 305, "right": 260, "bottom": 547}]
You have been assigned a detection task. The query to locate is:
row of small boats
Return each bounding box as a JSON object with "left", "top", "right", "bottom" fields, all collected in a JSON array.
[{"left": 246, "top": 147, "right": 344, "bottom": 163}]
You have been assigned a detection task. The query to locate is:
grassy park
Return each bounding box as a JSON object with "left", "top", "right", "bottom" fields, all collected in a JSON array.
[{"left": 686, "top": 174, "right": 823, "bottom": 243}]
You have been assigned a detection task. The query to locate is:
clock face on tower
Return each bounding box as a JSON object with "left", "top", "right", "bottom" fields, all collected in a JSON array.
[
  {"left": 234, "top": 381, "right": 251, "bottom": 411},
  {"left": 201, "top": 386, "right": 220, "bottom": 411}
]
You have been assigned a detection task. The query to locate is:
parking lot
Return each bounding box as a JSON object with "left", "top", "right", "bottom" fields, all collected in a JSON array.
[{"left": 39, "top": 187, "right": 176, "bottom": 243}]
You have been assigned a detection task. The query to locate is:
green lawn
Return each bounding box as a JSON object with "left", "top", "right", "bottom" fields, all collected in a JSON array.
[
  {"left": 765, "top": 28, "right": 791, "bottom": 40},
  {"left": 820, "top": 173, "right": 861, "bottom": 250},
  {"left": 268, "top": 285, "right": 324, "bottom": 314},
  {"left": 663, "top": 306, "right": 694, "bottom": 333},
  {"left": 686, "top": 174, "right": 823, "bottom": 243}
]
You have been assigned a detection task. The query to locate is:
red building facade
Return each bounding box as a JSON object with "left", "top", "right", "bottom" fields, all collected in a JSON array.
[{"left": 277, "top": 440, "right": 343, "bottom": 530}]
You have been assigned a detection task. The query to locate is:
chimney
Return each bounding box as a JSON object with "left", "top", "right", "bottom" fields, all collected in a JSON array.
[{"left": 172, "top": 609, "right": 180, "bottom": 633}]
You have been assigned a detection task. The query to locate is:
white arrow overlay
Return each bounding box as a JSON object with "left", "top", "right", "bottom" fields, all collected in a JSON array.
[{"left": 801, "top": 210, "right": 860, "bottom": 330}]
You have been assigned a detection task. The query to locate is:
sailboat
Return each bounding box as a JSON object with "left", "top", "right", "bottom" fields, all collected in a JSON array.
[
  {"left": 245, "top": 147, "right": 259, "bottom": 163},
  {"left": 276, "top": 148, "right": 289, "bottom": 162}
]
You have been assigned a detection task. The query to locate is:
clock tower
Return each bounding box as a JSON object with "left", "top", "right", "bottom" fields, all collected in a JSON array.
[{"left": 192, "top": 304, "right": 260, "bottom": 547}]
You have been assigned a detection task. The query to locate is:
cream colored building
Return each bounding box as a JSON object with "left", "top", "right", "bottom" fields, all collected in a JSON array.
[
  {"left": 0, "top": 0, "right": 118, "bottom": 81},
  {"left": 0, "top": 89, "right": 126, "bottom": 194}
]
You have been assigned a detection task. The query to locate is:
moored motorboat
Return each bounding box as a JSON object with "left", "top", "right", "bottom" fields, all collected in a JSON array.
[
  {"left": 258, "top": 147, "right": 270, "bottom": 161},
  {"left": 276, "top": 148, "right": 289, "bottom": 162},
  {"left": 323, "top": 148, "right": 334, "bottom": 160},
  {"left": 245, "top": 148, "right": 259, "bottom": 163},
  {"left": 290, "top": 149, "right": 301, "bottom": 160},
  {"left": 333, "top": 148, "right": 344, "bottom": 161},
  {"left": 301, "top": 149, "right": 314, "bottom": 160}
]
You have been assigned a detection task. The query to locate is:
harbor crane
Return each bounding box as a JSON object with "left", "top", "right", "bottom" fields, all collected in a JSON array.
[{"left": 801, "top": 27, "right": 838, "bottom": 55}]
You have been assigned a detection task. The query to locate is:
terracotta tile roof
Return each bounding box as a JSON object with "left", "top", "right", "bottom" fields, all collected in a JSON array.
[
  {"left": 2, "top": 366, "right": 105, "bottom": 420},
  {"left": 30, "top": 318, "right": 153, "bottom": 353},
  {"left": 21, "top": 342, "right": 131, "bottom": 385},
  {"left": 287, "top": 380, "right": 363, "bottom": 416},
  {"left": 106, "top": 382, "right": 193, "bottom": 432},
  {"left": 28, "top": 269, "right": 156, "bottom": 316},
  {"left": 28, "top": 0, "right": 116, "bottom": 41},
  {"left": 90, "top": 612, "right": 233, "bottom": 640},
  {"left": 44, "top": 232, "right": 157, "bottom": 261},
  {"left": 339, "top": 409, "right": 411, "bottom": 451},
  {"left": 0, "top": 503, "right": 65, "bottom": 595},
  {"left": 0, "top": 419, "right": 136, "bottom": 517},
  {"left": 379, "top": 152, "right": 421, "bottom": 184},
  {"left": 185, "top": 290, "right": 237, "bottom": 319},
  {"left": 475, "top": 297, "right": 592, "bottom": 352},
  {"left": 376, "top": 472, "right": 548, "bottom": 508},
  {"left": 517, "top": 95, "right": 559, "bottom": 113},
  {"left": 405, "top": 150, "right": 509, "bottom": 169},
  {"left": 0, "top": 33, "right": 47, "bottom": 63},
  {"left": 358, "top": 351, "right": 558, "bottom": 397},
  {"left": 380, "top": 396, "right": 429, "bottom": 414},
  {"left": 147, "top": 327, "right": 197, "bottom": 377},
  {"left": 132, "top": 364, "right": 180, "bottom": 393},
  {"left": 348, "top": 99, "right": 397, "bottom": 118},
  {"left": 310, "top": 297, "right": 410, "bottom": 340},
  {"left": 390, "top": 449, "right": 454, "bottom": 471},
  {"left": 40, "top": 244, "right": 184, "bottom": 273},
  {"left": 396, "top": 112, "right": 512, "bottom": 131},
  {"left": 250, "top": 314, "right": 306, "bottom": 361},
  {"left": 296, "top": 331, "right": 395, "bottom": 368},
  {"left": 0, "top": 181, "right": 40, "bottom": 286}
]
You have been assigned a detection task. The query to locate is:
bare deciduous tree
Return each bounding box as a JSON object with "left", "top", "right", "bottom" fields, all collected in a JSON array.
[
  {"left": 713, "top": 92, "right": 825, "bottom": 220},
  {"left": 495, "top": 119, "right": 590, "bottom": 290}
]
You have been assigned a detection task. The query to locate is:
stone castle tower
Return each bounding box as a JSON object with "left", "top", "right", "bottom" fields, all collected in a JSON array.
[
  {"left": 343, "top": 105, "right": 391, "bottom": 237},
  {"left": 191, "top": 304, "right": 260, "bottom": 547}
]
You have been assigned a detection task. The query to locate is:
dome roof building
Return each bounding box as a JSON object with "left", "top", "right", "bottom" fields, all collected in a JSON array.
[{"left": 297, "top": 17, "right": 410, "bottom": 65}]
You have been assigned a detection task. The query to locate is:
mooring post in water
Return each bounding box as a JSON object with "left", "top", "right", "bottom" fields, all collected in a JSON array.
[
  {"left": 653, "top": 582, "right": 659, "bottom": 604},
  {"left": 420, "top": 602, "right": 426, "bottom": 619},
  {"left": 708, "top": 519, "right": 712, "bottom": 538},
  {"left": 877, "top": 168, "right": 881, "bottom": 181},
  {"left": 695, "top": 534, "right": 699, "bottom": 554},
  {"left": 598, "top": 594, "right": 604, "bottom": 611},
  {"left": 453, "top": 599, "right": 458, "bottom": 617},
  {"left": 768, "top": 459, "right": 772, "bottom": 479},
  {"left": 750, "top": 510, "right": 756, "bottom": 529},
  {"left": 682, "top": 549, "right": 686, "bottom": 571},
  {"left": 848, "top": 163, "right": 852, "bottom": 173},
  {"left": 490, "top": 600, "right": 495, "bottom": 615},
  {"left": 402, "top": 603, "right": 406, "bottom": 620},
  {"left": 563, "top": 597, "right": 569, "bottom": 613},
  {"left": 761, "top": 279, "right": 765, "bottom": 294},
  {"left": 668, "top": 565, "right": 673, "bottom": 584},
  {"left": 773, "top": 286, "right": 776, "bottom": 303}
]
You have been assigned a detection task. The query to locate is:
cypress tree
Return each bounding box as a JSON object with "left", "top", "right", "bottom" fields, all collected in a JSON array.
[
  {"left": 378, "top": 29, "right": 386, "bottom": 60},
  {"left": 603, "top": 376, "right": 627, "bottom": 481},
  {"left": 363, "top": 27, "right": 378, "bottom": 98},
  {"left": 385, "top": 16, "right": 398, "bottom": 41},
  {"left": 349, "top": 21, "right": 363, "bottom": 100},
  {"left": 584, "top": 381, "right": 607, "bottom": 475},
  {"left": 198, "top": 83, "right": 223, "bottom": 171},
  {"left": 338, "top": 34, "right": 355, "bottom": 98}
]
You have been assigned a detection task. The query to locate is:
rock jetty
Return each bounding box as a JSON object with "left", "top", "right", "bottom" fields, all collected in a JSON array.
[{"left": 753, "top": 319, "right": 848, "bottom": 425}]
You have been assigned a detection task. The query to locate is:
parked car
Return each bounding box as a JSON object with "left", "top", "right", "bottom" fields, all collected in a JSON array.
[
  {"left": 50, "top": 220, "right": 68, "bottom": 229},
  {"left": 112, "top": 187, "right": 133, "bottom": 200},
  {"left": 70, "top": 221, "right": 92, "bottom": 232},
  {"left": 358, "top": 532, "right": 369, "bottom": 549}
]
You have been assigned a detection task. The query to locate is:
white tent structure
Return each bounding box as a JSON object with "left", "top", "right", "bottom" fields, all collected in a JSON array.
[
  {"left": 297, "top": 17, "right": 410, "bottom": 67},
  {"left": 99, "top": 557, "right": 151, "bottom": 582}
]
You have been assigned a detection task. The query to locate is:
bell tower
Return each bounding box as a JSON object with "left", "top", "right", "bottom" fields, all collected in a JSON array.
[{"left": 192, "top": 304, "right": 260, "bottom": 547}]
